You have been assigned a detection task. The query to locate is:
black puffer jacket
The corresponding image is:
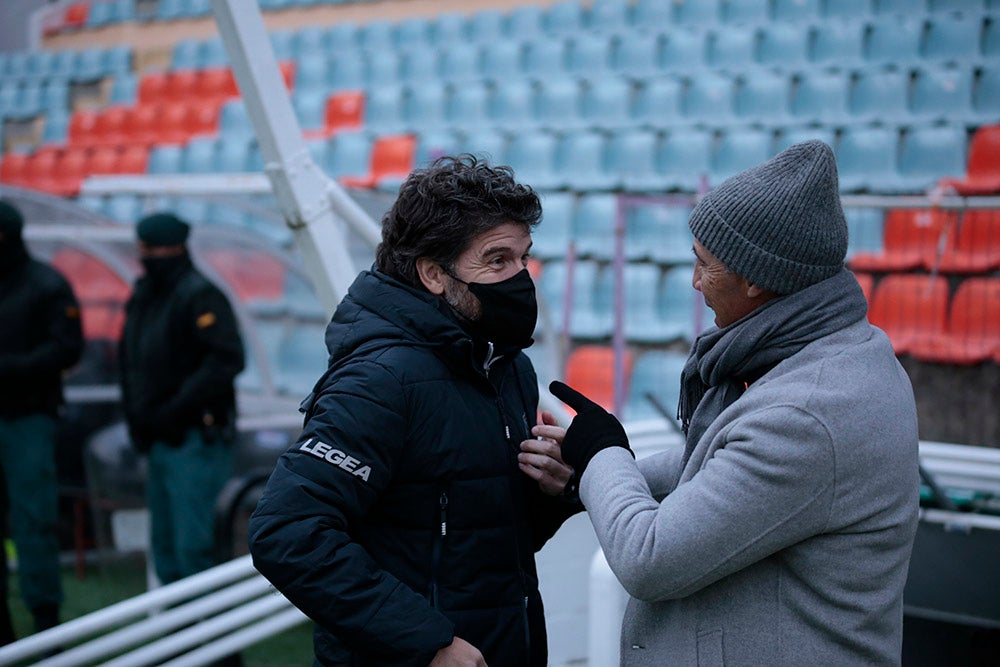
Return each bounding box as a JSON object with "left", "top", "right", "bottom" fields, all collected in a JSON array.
[
  {"left": 0, "top": 244, "right": 83, "bottom": 418},
  {"left": 248, "top": 270, "right": 579, "bottom": 666}
]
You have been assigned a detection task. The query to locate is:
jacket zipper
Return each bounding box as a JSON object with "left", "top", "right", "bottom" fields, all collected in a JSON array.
[{"left": 429, "top": 490, "right": 448, "bottom": 609}]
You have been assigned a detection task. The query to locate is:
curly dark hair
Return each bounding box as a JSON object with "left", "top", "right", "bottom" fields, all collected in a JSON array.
[{"left": 375, "top": 154, "right": 542, "bottom": 289}]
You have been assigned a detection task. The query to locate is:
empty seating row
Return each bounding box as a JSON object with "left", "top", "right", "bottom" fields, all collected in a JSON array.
[
  {"left": 0, "top": 145, "right": 148, "bottom": 196},
  {"left": 0, "top": 79, "right": 70, "bottom": 119},
  {"left": 67, "top": 100, "right": 224, "bottom": 147},
  {"left": 865, "top": 273, "right": 1000, "bottom": 364},
  {"left": 0, "top": 46, "right": 131, "bottom": 83}
]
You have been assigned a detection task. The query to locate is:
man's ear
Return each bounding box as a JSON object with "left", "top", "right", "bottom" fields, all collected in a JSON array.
[{"left": 416, "top": 258, "right": 447, "bottom": 295}]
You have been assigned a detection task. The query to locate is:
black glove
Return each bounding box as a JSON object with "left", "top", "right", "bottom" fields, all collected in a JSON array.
[{"left": 549, "top": 381, "right": 633, "bottom": 483}]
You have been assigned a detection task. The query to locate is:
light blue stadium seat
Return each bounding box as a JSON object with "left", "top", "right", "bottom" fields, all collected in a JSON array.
[
  {"left": 269, "top": 31, "right": 295, "bottom": 62},
  {"left": 721, "top": 0, "right": 770, "bottom": 24},
  {"left": 973, "top": 66, "right": 1000, "bottom": 122},
  {"left": 572, "top": 261, "right": 614, "bottom": 339},
  {"left": 632, "top": 0, "right": 673, "bottom": 25},
  {"left": 395, "top": 17, "right": 431, "bottom": 51},
  {"left": 200, "top": 39, "right": 228, "bottom": 68},
  {"left": 108, "top": 73, "right": 137, "bottom": 105},
  {"left": 445, "top": 81, "right": 490, "bottom": 129},
  {"left": 366, "top": 51, "right": 401, "bottom": 87},
  {"left": 573, "top": 193, "right": 618, "bottom": 258},
  {"left": 87, "top": 1, "right": 115, "bottom": 27},
  {"left": 157, "top": 0, "right": 185, "bottom": 20},
  {"left": 217, "top": 137, "right": 252, "bottom": 172},
  {"left": 327, "top": 53, "right": 365, "bottom": 90},
  {"left": 865, "top": 17, "right": 923, "bottom": 63},
  {"left": 359, "top": 20, "right": 394, "bottom": 51},
  {"left": 710, "top": 127, "right": 774, "bottom": 185},
  {"left": 505, "top": 130, "right": 561, "bottom": 190},
  {"left": 488, "top": 79, "right": 536, "bottom": 129},
  {"left": 439, "top": 43, "right": 480, "bottom": 82},
  {"left": 4, "top": 53, "right": 28, "bottom": 80},
  {"left": 50, "top": 51, "right": 77, "bottom": 80},
  {"left": 535, "top": 77, "right": 584, "bottom": 130},
  {"left": 611, "top": 32, "right": 662, "bottom": 76},
  {"left": 106, "top": 194, "right": 143, "bottom": 224},
  {"left": 399, "top": 48, "right": 440, "bottom": 83},
  {"left": 546, "top": 1, "right": 586, "bottom": 35},
  {"left": 41, "top": 110, "right": 70, "bottom": 144},
  {"left": 659, "top": 265, "right": 714, "bottom": 342},
  {"left": 304, "top": 138, "right": 328, "bottom": 173},
  {"left": 623, "top": 263, "right": 668, "bottom": 343},
  {"left": 632, "top": 76, "right": 683, "bottom": 130},
  {"left": 523, "top": 37, "right": 567, "bottom": 76},
  {"left": 984, "top": 17, "right": 1000, "bottom": 58},
  {"left": 293, "top": 88, "right": 328, "bottom": 130},
  {"left": 403, "top": 82, "right": 448, "bottom": 130},
  {"left": 295, "top": 53, "right": 329, "bottom": 91},
  {"left": 535, "top": 192, "right": 576, "bottom": 258},
  {"left": 535, "top": 260, "right": 569, "bottom": 336},
  {"left": 327, "top": 24, "right": 359, "bottom": 52},
  {"left": 837, "top": 125, "right": 902, "bottom": 192},
  {"left": 661, "top": 30, "right": 706, "bottom": 73},
  {"left": 74, "top": 48, "right": 106, "bottom": 80},
  {"left": 734, "top": 70, "right": 791, "bottom": 125},
  {"left": 327, "top": 131, "right": 372, "bottom": 179},
  {"left": 910, "top": 65, "right": 975, "bottom": 123},
  {"left": 292, "top": 26, "right": 329, "bottom": 60},
  {"left": 480, "top": 40, "right": 523, "bottom": 82},
  {"left": 849, "top": 68, "right": 909, "bottom": 123},
  {"left": 0, "top": 83, "right": 18, "bottom": 114},
  {"left": 206, "top": 201, "right": 249, "bottom": 230},
  {"left": 588, "top": 0, "right": 630, "bottom": 32},
  {"left": 430, "top": 13, "right": 466, "bottom": 44},
  {"left": 26, "top": 52, "right": 53, "bottom": 79},
  {"left": 456, "top": 128, "right": 508, "bottom": 164},
  {"left": 567, "top": 34, "right": 613, "bottom": 76},
  {"left": 845, "top": 208, "right": 885, "bottom": 257},
  {"left": 623, "top": 350, "right": 688, "bottom": 424},
  {"left": 363, "top": 84, "right": 405, "bottom": 133},
  {"left": 682, "top": 72, "right": 736, "bottom": 126},
  {"left": 774, "top": 126, "right": 835, "bottom": 153},
  {"left": 624, "top": 202, "right": 694, "bottom": 263},
  {"left": 927, "top": 0, "right": 984, "bottom": 11},
  {"left": 507, "top": 5, "right": 546, "bottom": 38},
  {"left": 674, "top": 0, "right": 721, "bottom": 25},
  {"left": 773, "top": 0, "right": 821, "bottom": 21},
  {"left": 660, "top": 128, "right": 713, "bottom": 191},
  {"left": 873, "top": 0, "right": 927, "bottom": 13},
  {"left": 606, "top": 128, "right": 661, "bottom": 191},
  {"left": 810, "top": 22, "right": 865, "bottom": 67},
  {"left": 821, "top": 0, "right": 873, "bottom": 17},
  {"left": 706, "top": 26, "right": 757, "bottom": 70},
  {"left": 414, "top": 129, "right": 461, "bottom": 167},
  {"left": 77, "top": 194, "right": 106, "bottom": 214},
  {"left": 104, "top": 46, "right": 132, "bottom": 76},
  {"left": 183, "top": 0, "right": 211, "bottom": 18},
  {"left": 467, "top": 10, "right": 506, "bottom": 43},
  {"left": 923, "top": 15, "right": 983, "bottom": 62},
  {"left": 182, "top": 137, "right": 219, "bottom": 174},
  {"left": 556, "top": 130, "right": 613, "bottom": 191},
  {"left": 790, "top": 70, "right": 850, "bottom": 124},
  {"left": 896, "top": 124, "right": 968, "bottom": 192},
  {"left": 219, "top": 99, "right": 253, "bottom": 139},
  {"left": 580, "top": 76, "right": 632, "bottom": 130},
  {"left": 41, "top": 78, "right": 69, "bottom": 113},
  {"left": 757, "top": 23, "right": 810, "bottom": 67},
  {"left": 13, "top": 83, "right": 42, "bottom": 117},
  {"left": 149, "top": 145, "right": 184, "bottom": 174}
]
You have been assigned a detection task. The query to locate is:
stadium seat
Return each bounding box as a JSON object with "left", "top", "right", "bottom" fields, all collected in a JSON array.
[
  {"left": 734, "top": 70, "right": 791, "bottom": 125},
  {"left": 467, "top": 10, "right": 505, "bottom": 43},
  {"left": 359, "top": 20, "right": 394, "bottom": 52},
  {"left": 922, "top": 15, "right": 983, "bottom": 62},
  {"left": 402, "top": 83, "right": 447, "bottom": 131},
  {"left": 507, "top": 5, "right": 545, "bottom": 38},
  {"left": 138, "top": 71, "right": 169, "bottom": 105},
  {"left": 504, "top": 130, "right": 560, "bottom": 190},
  {"left": 41, "top": 111, "right": 70, "bottom": 145},
  {"left": 837, "top": 125, "right": 902, "bottom": 193},
  {"left": 203, "top": 248, "right": 285, "bottom": 304},
  {"left": 909, "top": 65, "right": 975, "bottom": 123},
  {"left": 340, "top": 134, "right": 416, "bottom": 190},
  {"left": 721, "top": 0, "right": 770, "bottom": 24},
  {"left": 535, "top": 77, "right": 584, "bottom": 130},
  {"left": 68, "top": 109, "right": 100, "bottom": 146},
  {"left": 456, "top": 128, "right": 508, "bottom": 164},
  {"left": 659, "top": 264, "right": 714, "bottom": 342},
  {"left": 865, "top": 17, "right": 923, "bottom": 64},
  {"left": 148, "top": 144, "right": 184, "bottom": 174},
  {"left": 545, "top": 0, "right": 586, "bottom": 35},
  {"left": 363, "top": 85, "right": 405, "bottom": 133},
  {"left": 366, "top": 51, "right": 401, "bottom": 87},
  {"left": 0, "top": 152, "right": 29, "bottom": 188},
  {"left": 296, "top": 88, "right": 330, "bottom": 131},
  {"left": 41, "top": 78, "right": 69, "bottom": 112},
  {"left": 587, "top": 0, "right": 630, "bottom": 32},
  {"left": 896, "top": 124, "right": 968, "bottom": 193},
  {"left": 49, "top": 147, "right": 89, "bottom": 196},
  {"left": 50, "top": 248, "right": 129, "bottom": 340},
  {"left": 122, "top": 105, "right": 162, "bottom": 146},
  {"left": 172, "top": 40, "right": 201, "bottom": 71},
  {"left": 790, "top": 70, "right": 850, "bottom": 124},
  {"left": 323, "top": 90, "right": 364, "bottom": 135},
  {"left": 973, "top": 66, "right": 1000, "bottom": 124},
  {"left": 939, "top": 124, "right": 1000, "bottom": 195},
  {"left": 611, "top": 31, "right": 662, "bottom": 76},
  {"left": 849, "top": 68, "right": 910, "bottom": 123},
  {"left": 555, "top": 130, "right": 613, "bottom": 191},
  {"left": 873, "top": 0, "right": 928, "bottom": 14},
  {"left": 326, "top": 24, "right": 359, "bottom": 52},
  {"left": 181, "top": 137, "right": 218, "bottom": 174},
  {"left": 399, "top": 48, "right": 440, "bottom": 83},
  {"left": 488, "top": 79, "right": 536, "bottom": 129},
  {"left": 674, "top": 0, "right": 721, "bottom": 25},
  {"left": 659, "top": 128, "right": 713, "bottom": 191},
  {"left": 269, "top": 31, "right": 295, "bottom": 62},
  {"left": 185, "top": 100, "right": 223, "bottom": 137},
  {"left": 845, "top": 208, "right": 886, "bottom": 257},
  {"left": 773, "top": 0, "right": 821, "bottom": 21},
  {"left": 757, "top": 23, "right": 810, "bottom": 67},
  {"left": 850, "top": 208, "right": 951, "bottom": 271},
  {"left": 573, "top": 193, "right": 618, "bottom": 258},
  {"left": 909, "top": 277, "right": 1000, "bottom": 365},
  {"left": 774, "top": 126, "right": 835, "bottom": 154},
  {"left": 563, "top": 344, "right": 633, "bottom": 414},
  {"left": 534, "top": 192, "right": 576, "bottom": 258},
  {"left": 661, "top": 30, "right": 707, "bottom": 72},
  {"left": 195, "top": 67, "right": 239, "bottom": 103},
  {"left": 523, "top": 37, "right": 567, "bottom": 77},
  {"left": 984, "top": 15, "right": 1000, "bottom": 58},
  {"left": 445, "top": 81, "right": 490, "bottom": 130},
  {"left": 108, "top": 73, "right": 138, "bottom": 105},
  {"left": 623, "top": 349, "right": 688, "bottom": 424},
  {"left": 118, "top": 145, "right": 149, "bottom": 174},
  {"left": 567, "top": 33, "right": 613, "bottom": 76},
  {"left": 925, "top": 209, "right": 1000, "bottom": 273},
  {"left": 632, "top": 0, "right": 674, "bottom": 26},
  {"left": 294, "top": 53, "right": 328, "bottom": 93},
  {"left": 810, "top": 21, "right": 866, "bottom": 66},
  {"left": 439, "top": 43, "right": 480, "bottom": 82},
  {"left": 104, "top": 193, "right": 142, "bottom": 224},
  {"left": 822, "top": 0, "right": 873, "bottom": 17},
  {"left": 327, "top": 53, "right": 366, "bottom": 90},
  {"left": 867, "top": 273, "right": 949, "bottom": 355},
  {"left": 480, "top": 40, "right": 523, "bottom": 82},
  {"left": 216, "top": 137, "right": 251, "bottom": 173},
  {"left": 580, "top": 76, "right": 632, "bottom": 129},
  {"left": 632, "top": 76, "right": 683, "bottom": 130},
  {"left": 623, "top": 263, "right": 669, "bottom": 343},
  {"left": 572, "top": 262, "right": 615, "bottom": 339},
  {"left": 705, "top": 26, "right": 757, "bottom": 70},
  {"left": 710, "top": 127, "right": 773, "bottom": 185},
  {"left": 87, "top": 145, "right": 123, "bottom": 177},
  {"left": 605, "top": 128, "right": 663, "bottom": 191},
  {"left": 430, "top": 12, "right": 466, "bottom": 44},
  {"left": 682, "top": 72, "right": 736, "bottom": 126},
  {"left": 624, "top": 201, "right": 694, "bottom": 263}
]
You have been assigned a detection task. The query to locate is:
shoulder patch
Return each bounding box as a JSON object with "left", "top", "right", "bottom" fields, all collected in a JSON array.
[
  {"left": 65, "top": 306, "right": 80, "bottom": 319},
  {"left": 297, "top": 438, "right": 372, "bottom": 482},
  {"left": 196, "top": 312, "right": 216, "bottom": 329}
]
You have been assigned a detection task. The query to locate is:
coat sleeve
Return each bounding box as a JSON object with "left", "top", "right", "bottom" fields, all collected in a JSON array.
[
  {"left": 159, "top": 285, "right": 244, "bottom": 421},
  {"left": 0, "top": 270, "right": 83, "bottom": 380},
  {"left": 580, "top": 404, "right": 836, "bottom": 602},
  {"left": 248, "top": 358, "right": 454, "bottom": 661}
]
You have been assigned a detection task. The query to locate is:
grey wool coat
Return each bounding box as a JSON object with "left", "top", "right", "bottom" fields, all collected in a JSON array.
[{"left": 582, "top": 318, "right": 920, "bottom": 666}]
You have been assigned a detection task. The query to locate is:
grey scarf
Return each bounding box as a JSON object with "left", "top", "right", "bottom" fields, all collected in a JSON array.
[{"left": 677, "top": 269, "right": 869, "bottom": 460}]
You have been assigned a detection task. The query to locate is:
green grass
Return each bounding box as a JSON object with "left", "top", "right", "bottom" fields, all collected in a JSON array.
[{"left": 7, "top": 554, "right": 314, "bottom": 666}]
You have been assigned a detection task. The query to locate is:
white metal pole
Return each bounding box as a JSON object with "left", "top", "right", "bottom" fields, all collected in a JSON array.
[
  {"left": 588, "top": 549, "right": 627, "bottom": 667},
  {"left": 209, "top": 0, "right": 378, "bottom": 316}
]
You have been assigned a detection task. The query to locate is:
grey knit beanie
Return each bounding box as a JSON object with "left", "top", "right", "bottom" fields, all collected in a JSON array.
[{"left": 688, "top": 140, "right": 848, "bottom": 295}]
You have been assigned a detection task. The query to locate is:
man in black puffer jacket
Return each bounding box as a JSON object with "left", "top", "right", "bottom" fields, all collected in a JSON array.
[
  {"left": 249, "top": 155, "right": 581, "bottom": 666},
  {"left": 0, "top": 199, "right": 83, "bottom": 635}
]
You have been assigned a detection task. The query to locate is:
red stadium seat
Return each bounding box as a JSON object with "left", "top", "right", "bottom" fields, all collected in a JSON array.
[
  {"left": 341, "top": 134, "right": 416, "bottom": 189},
  {"left": 164, "top": 70, "right": 199, "bottom": 100},
  {"left": 117, "top": 145, "right": 149, "bottom": 174},
  {"left": 87, "top": 146, "right": 122, "bottom": 177},
  {"left": 49, "top": 147, "right": 90, "bottom": 196},
  {"left": 909, "top": 278, "right": 1000, "bottom": 365},
  {"left": 185, "top": 100, "right": 222, "bottom": 137},
  {"left": 939, "top": 125, "right": 1000, "bottom": 196},
  {"left": 138, "top": 72, "right": 169, "bottom": 105},
  {"left": 202, "top": 249, "right": 285, "bottom": 302},
  {"left": 22, "top": 149, "right": 61, "bottom": 194},
  {"left": 562, "top": 345, "right": 634, "bottom": 414},
  {"left": 121, "top": 105, "right": 160, "bottom": 146},
  {"left": 64, "top": 2, "right": 89, "bottom": 29},
  {"left": 195, "top": 67, "right": 240, "bottom": 103},
  {"left": 0, "top": 153, "right": 30, "bottom": 187},
  {"left": 324, "top": 91, "right": 364, "bottom": 135},
  {"left": 157, "top": 102, "right": 193, "bottom": 144},
  {"left": 925, "top": 209, "right": 1000, "bottom": 274},
  {"left": 867, "top": 274, "right": 949, "bottom": 355},
  {"left": 93, "top": 106, "right": 131, "bottom": 146},
  {"left": 50, "top": 248, "right": 130, "bottom": 341},
  {"left": 68, "top": 109, "right": 101, "bottom": 147},
  {"left": 849, "top": 209, "right": 952, "bottom": 273}
]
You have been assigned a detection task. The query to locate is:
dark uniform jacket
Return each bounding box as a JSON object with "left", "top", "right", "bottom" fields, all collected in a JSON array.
[
  {"left": 0, "top": 244, "right": 83, "bottom": 418},
  {"left": 119, "top": 255, "right": 244, "bottom": 450},
  {"left": 248, "top": 269, "right": 580, "bottom": 666}
]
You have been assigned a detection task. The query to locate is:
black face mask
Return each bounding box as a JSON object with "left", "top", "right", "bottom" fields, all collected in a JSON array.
[
  {"left": 0, "top": 235, "right": 27, "bottom": 277},
  {"left": 141, "top": 254, "right": 188, "bottom": 285},
  {"left": 448, "top": 268, "right": 538, "bottom": 350}
]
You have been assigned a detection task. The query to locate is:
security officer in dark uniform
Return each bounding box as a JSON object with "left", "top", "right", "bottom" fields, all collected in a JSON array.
[
  {"left": 0, "top": 199, "right": 84, "bottom": 635},
  {"left": 120, "top": 212, "right": 244, "bottom": 585}
]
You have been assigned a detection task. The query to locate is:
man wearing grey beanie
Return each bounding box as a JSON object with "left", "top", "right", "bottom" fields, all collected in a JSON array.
[{"left": 540, "top": 141, "right": 920, "bottom": 665}]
